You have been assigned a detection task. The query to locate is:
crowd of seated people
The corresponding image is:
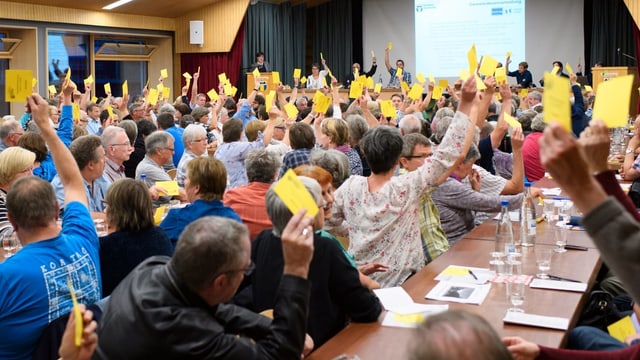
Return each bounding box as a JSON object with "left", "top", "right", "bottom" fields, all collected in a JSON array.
[{"left": 0, "top": 53, "right": 621, "bottom": 360}]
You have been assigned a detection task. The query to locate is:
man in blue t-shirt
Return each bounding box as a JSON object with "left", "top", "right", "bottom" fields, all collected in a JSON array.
[{"left": 0, "top": 87, "right": 101, "bottom": 360}]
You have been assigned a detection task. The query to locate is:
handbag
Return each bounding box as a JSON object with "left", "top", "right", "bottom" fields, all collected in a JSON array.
[{"left": 577, "top": 290, "right": 625, "bottom": 331}]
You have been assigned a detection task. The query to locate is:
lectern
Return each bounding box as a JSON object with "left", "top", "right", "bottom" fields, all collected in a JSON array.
[{"left": 246, "top": 72, "right": 276, "bottom": 93}]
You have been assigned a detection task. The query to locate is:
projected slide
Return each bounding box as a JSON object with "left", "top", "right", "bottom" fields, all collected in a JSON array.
[{"left": 415, "top": 0, "right": 525, "bottom": 78}]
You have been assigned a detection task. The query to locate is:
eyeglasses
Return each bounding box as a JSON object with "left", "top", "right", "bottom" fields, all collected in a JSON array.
[
  {"left": 9, "top": 131, "right": 24, "bottom": 136},
  {"left": 110, "top": 142, "right": 131, "bottom": 147},
  {"left": 274, "top": 126, "right": 286, "bottom": 130},
  {"left": 163, "top": 147, "right": 175, "bottom": 152},
  {"left": 191, "top": 138, "right": 207, "bottom": 143},
  {"left": 79, "top": 119, "right": 89, "bottom": 124},
  {"left": 226, "top": 261, "right": 255, "bottom": 277},
  {"left": 404, "top": 153, "right": 430, "bottom": 159}
]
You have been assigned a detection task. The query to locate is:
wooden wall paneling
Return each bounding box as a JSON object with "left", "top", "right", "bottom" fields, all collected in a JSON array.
[
  {"left": 175, "top": 0, "right": 249, "bottom": 53},
  {"left": 8, "top": 27, "right": 38, "bottom": 116}
]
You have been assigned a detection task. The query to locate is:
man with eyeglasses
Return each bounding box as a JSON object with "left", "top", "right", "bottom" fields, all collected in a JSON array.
[
  {"left": 0, "top": 119, "right": 24, "bottom": 154},
  {"left": 102, "top": 126, "right": 134, "bottom": 183},
  {"left": 135, "top": 131, "right": 186, "bottom": 202},
  {"left": 95, "top": 214, "right": 317, "bottom": 359}
]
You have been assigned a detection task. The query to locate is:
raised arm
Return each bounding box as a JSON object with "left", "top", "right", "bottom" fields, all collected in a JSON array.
[
  {"left": 501, "top": 126, "right": 524, "bottom": 194},
  {"left": 191, "top": 71, "right": 200, "bottom": 108},
  {"left": 476, "top": 76, "right": 496, "bottom": 128},
  {"left": 490, "top": 83, "right": 511, "bottom": 149},
  {"left": 384, "top": 47, "right": 392, "bottom": 71},
  {"left": 58, "top": 85, "right": 74, "bottom": 147},
  {"left": 28, "top": 85, "right": 87, "bottom": 207}
]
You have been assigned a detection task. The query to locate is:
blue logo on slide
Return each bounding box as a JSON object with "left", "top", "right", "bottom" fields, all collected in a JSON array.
[{"left": 491, "top": 7, "right": 503, "bottom": 15}]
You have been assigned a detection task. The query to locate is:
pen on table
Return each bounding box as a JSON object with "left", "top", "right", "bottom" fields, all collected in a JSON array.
[
  {"left": 468, "top": 269, "right": 478, "bottom": 280},
  {"left": 548, "top": 274, "right": 583, "bottom": 283}
]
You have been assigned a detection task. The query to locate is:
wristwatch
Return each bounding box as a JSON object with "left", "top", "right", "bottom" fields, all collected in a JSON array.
[{"left": 626, "top": 148, "right": 634, "bottom": 155}]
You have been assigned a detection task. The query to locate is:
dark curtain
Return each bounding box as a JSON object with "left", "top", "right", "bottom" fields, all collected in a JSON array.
[
  {"left": 241, "top": 1, "right": 306, "bottom": 94},
  {"left": 180, "top": 22, "right": 246, "bottom": 99},
  {"left": 587, "top": 0, "right": 637, "bottom": 68},
  {"left": 310, "top": 0, "right": 354, "bottom": 85}
]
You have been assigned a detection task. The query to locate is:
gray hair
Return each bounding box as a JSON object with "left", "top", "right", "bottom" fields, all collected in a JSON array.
[
  {"left": 0, "top": 119, "right": 21, "bottom": 141},
  {"left": 529, "top": 91, "right": 542, "bottom": 102},
  {"left": 182, "top": 124, "right": 207, "bottom": 145},
  {"left": 434, "top": 116, "right": 454, "bottom": 144},
  {"left": 118, "top": 119, "right": 138, "bottom": 145},
  {"left": 158, "top": 103, "right": 176, "bottom": 116},
  {"left": 463, "top": 143, "right": 481, "bottom": 164},
  {"left": 171, "top": 216, "right": 249, "bottom": 292},
  {"left": 191, "top": 107, "right": 210, "bottom": 122},
  {"left": 398, "top": 114, "right": 422, "bottom": 135},
  {"left": 102, "top": 126, "right": 127, "bottom": 148},
  {"left": 401, "top": 133, "right": 432, "bottom": 158},
  {"left": 145, "top": 131, "right": 173, "bottom": 155},
  {"left": 266, "top": 176, "right": 321, "bottom": 236},
  {"left": 531, "top": 112, "right": 547, "bottom": 132},
  {"left": 217, "top": 108, "right": 228, "bottom": 121},
  {"left": 310, "top": 148, "right": 350, "bottom": 189},
  {"left": 346, "top": 114, "right": 369, "bottom": 143},
  {"left": 246, "top": 149, "right": 281, "bottom": 183}
]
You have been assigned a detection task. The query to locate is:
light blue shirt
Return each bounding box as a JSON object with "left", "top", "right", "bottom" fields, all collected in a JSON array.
[
  {"left": 86, "top": 118, "right": 102, "bottom": 135},
  {"left": 51, "top": 174, "right": 110, "bottom": 212}
]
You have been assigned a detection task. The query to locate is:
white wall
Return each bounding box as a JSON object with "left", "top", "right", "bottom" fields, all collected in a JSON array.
[{"left": 363, "top": 0, "right": 585, "bottom": 86}]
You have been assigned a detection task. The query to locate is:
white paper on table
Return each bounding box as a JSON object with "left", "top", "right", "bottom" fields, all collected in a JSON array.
[
  {"left": 381, "top": 305, "right": 449, "bottom": 328},
  {"left": 529, "top": 279, "right": 587, "bottom": 292},
  {"left": 541, "top": 188, "right": 562, "bottom": 196},
  {"left": 493, "top": 210, "right": 519, "bottom": 222},
  {"left": 434, "top": 265, "right": 495, "bottom": 284},
  {"left": 373, "top": 287, "right": 414, "bottom": 313},
  {"left": 616, "top": 174, "right": 623, "bottom": 180},
  {"left": 503, "top": 311, "right": 569, "bottom": 330},
  {"left": 425, "top": 281, "right": 491, "bottom": 305}
]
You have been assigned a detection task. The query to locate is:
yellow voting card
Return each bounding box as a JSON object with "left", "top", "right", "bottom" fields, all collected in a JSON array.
[
  {"left": 224, "top": 83, "right": 233, "bottom": 96},
  {"left": 387, "top": 42, "right": 393, "bottom": 50},
  {"left": 160, "top": 68, "right": 168, "bottom": 79},
  {"left": 313, "top": 93, "right": 332, "bottom": 114},
  {"left": 293, "top": 68, "right": 301, "bottom": 79},
  {"left": 66, "top": 277, "right": 83, "bottom": 346},
  {"left": 506, "top": 51, "right": 512, "bottom": 58},
  {"left": 300, "top": 76, "right": 307, "bottom": 84},
  {"left": 551, "top": 66, "right": 560, "bottom": 75},
  {"left": 273, "top": 169, "right": 318, "bottom": 219},
  {"left": 366, "top": 77, "right": 374, "bottom": 89},
  {"left": 321, "top": 77, "right": 328, "bottom": 88},
  {"left": 84, "top": 74, "right": 94, "bottom": 85},
  {"left": 416, "top": 72, "right": 426, "bottom": 84},
  {"left": 607, "top": 316, "right": 636, "bottom": 342},
  {"left": 312, "top": 90, "right": 324, "bottom": 104},
  {"left": 104, "top": 83, "right": 111, "bottom": 94},
  {"left": 91, "top": 96, "right": 98, "bottom": 104},
  {"left": 374, "top": 83, "right": 382, "bottom": 94},
  {"left": 162, "top": 87, "right": 171, "bottom": 99},
  {"left": 408, "top": 84, "right": 424, "bottom": 100},
  {"left": 371, "top": 50, "right": 375, "bottom": 57},
  {"left": 565, "top": 63, "right": 574, "bottom": 75},
  {"left": 392, "top": 312, "right": 425, "bottom": 325},
  {"left": 432, "top": 86, "right": 443, "bottom": 100},
  {"left": 65, "top": 68, "right": 71, "bottom": 83},
  {"left": 272, "top": 71, "right": 281, "bottom": 85},
  {"left": 438, "top": 79, "right": 449, "bottom": 89},
  {"left": 585, "top": 85, "right": 593, "bottom": 92},
  {"left": 252, "top": 67, "right": 260, "bottom": 79},
  {"left": 380, "top": 100, "right": 396, "bottom": 119},
  {"left": 147, "top": 88, "right": 159, "bottom": 106},
  {"left": 265, "top": 91, "right": 276, "bottom": 112},
  {"left": 284, "top": 103, "right": 299, "bottom": 119},
  {"left": 72, "top": 103, "right": 80, "bottom": 120},
  {"left": 543, "top": 72, "right": 571, "bottom": 132},
  {"left": 5, "top": 70, "right": 32, "bottom": 102},
  {"left": 207, "top": 89, "right": 219, "bottom": 102},
  {"left": 156, "top": 180, "right": 179, "bottom": 196},
  {"left": 218, "top": 73, "right": 228, "bottom": 84},
  {"left": 428, "top": 73, "right": 435, "bottom": 84},
  {"left": 459, "top": 69, "right": 470, "bottom": 81},
  {"left": 504, "top": 113, "right": 522, "bottom": 128},
  {"left": 475, "top": 74, "right": 486, "bottom": 90},
  {"left": 518, "top": 89, "right": 529, "bottom": 98},
  {"left": 182, "top": 72, "right": 192, "bottom": 80},
  {"left": 592, "top": 75, "right": 634, "bottom": 128},
  {"left": 495, "top": 67, "right": 507, "bottom": 84},
  {"left": 107, "top": 106, "right": 114, "bottom": 119},
  {"left": 153, "top": 206, "right": 166, "bottom": 225},
  {"left": 356, "top": 75, "right": 367, "bottom": 85},
  {"left": 479, "top": 55, "right": 498, "bottom": 77},
  {"left": 320, "top": 52, "right": 324, "bottom": 60},
  {"left": 122, "top": 80, "right": 128, "bottom": 97},
  {"left": 395, "top": 68, "right": 403, "bottom": 78},
  {"left": 32, "top": 78, "right": 37, "bottom": 88},
  {"left": 400, "top": 81, "right": 410, "bottom": 92},
  {"left": 441, "top": 266, "right": 471, "bottom": 277},
  {"left": 156, "top": 83, "right": 164, "bottom": 94},
  {"left": 468, "top": 44, "right": 478, "bottom": 74},
  {"left": 349, "top": 81, "right": 364, "bottom": 99}
]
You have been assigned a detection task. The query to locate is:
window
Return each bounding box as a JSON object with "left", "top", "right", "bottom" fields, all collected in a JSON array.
[{"left": 47, "top": 32, "right": 89, "bottom": 92}]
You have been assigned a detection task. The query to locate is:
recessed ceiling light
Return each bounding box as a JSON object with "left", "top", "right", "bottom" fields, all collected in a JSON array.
[{"left": 102, "top": 0, "right": 134, "bottom": 10}]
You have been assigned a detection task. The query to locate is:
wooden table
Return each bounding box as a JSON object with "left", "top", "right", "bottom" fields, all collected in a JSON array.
[{"left": 308, "top": 238, "right": 601, "bottom": 359}]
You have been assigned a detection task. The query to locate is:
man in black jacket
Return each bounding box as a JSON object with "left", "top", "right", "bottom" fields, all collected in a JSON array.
[
  {"left": 344, "top": 55, "right": 378, "bottom": 88},
  {"left": 95, "top": 214, "right": 316, "bottom": 359}
]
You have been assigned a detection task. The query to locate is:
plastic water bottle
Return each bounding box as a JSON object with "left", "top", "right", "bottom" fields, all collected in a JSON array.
[
  {"left": 519, "top": 182, "right": 537, "bottom": 247},
  {"left": 140, "top": 173, "right": 148, "bottom": 187},
  {"left": 496, "top": 200, "right": 515, "bottom": 256}
]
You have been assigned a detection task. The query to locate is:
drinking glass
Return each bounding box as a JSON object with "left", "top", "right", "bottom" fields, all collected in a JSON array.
[
  {"left": 2, "top": 231, "right": 19, "bottom": 258},
  {"left": 543, "top": 199, "right": 555, "bottom": 221},
  {"left": 535, "top": 248, "right": 553, "bottom": 279},
  {"left": 506, "top": 281, "right": 526, "bottom": 312},
  {"left": 559, "top": 200, "right": 573, "bottom": 225},
  {"left": 554, "top": 224, "right": 568, "bottom": 253},
  {"left": 505, "top": 253, "right": 523, "bottom": 275},
  {"left": 489, "top": 251, "right": 506, "bottom": 275}
]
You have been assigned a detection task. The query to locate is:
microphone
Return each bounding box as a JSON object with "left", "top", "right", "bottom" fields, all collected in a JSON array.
[{"left": 619, "top": 48, "right": 637, "bottom": 62}]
